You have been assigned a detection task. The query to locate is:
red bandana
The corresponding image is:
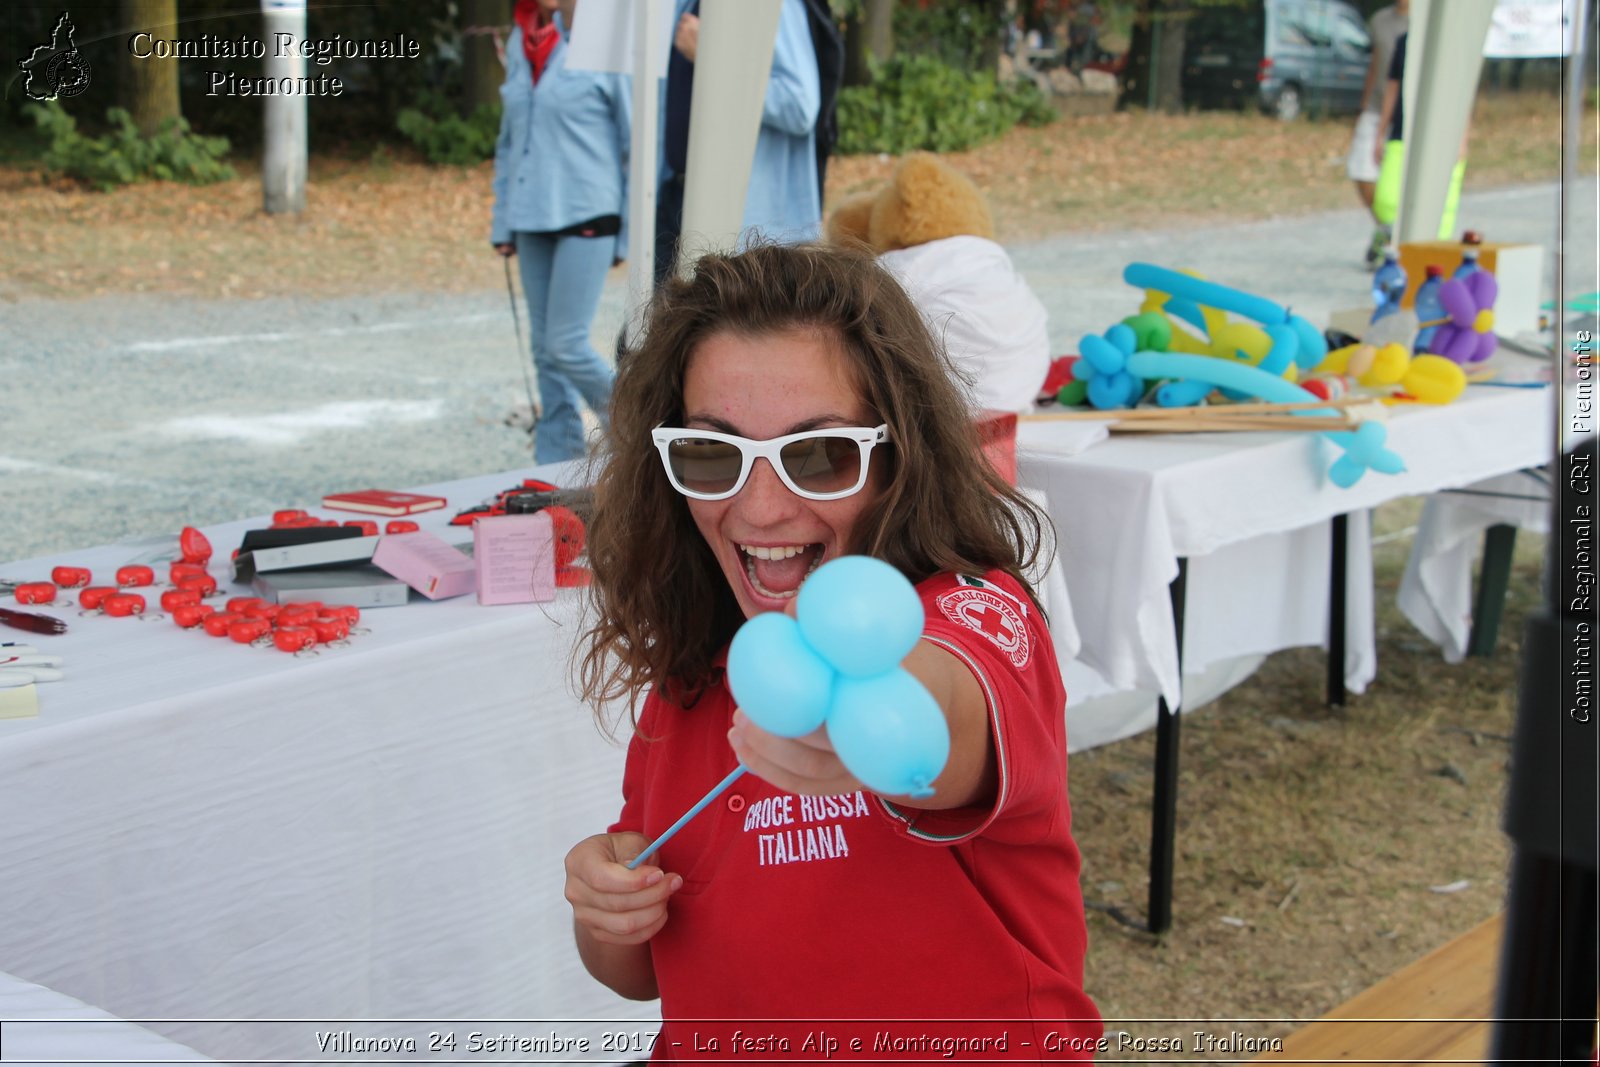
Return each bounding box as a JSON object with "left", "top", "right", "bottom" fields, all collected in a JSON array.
[{"left": 512, "top": 0, "right": 559, "bottom": 84}]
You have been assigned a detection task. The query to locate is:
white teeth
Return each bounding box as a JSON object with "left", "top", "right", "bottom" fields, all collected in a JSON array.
[
  {"left": 739, "top": 544, "right": 826, "bottom": 601},
  {"left": 738, "top": 543, "right": 808, "bottom": 561}
]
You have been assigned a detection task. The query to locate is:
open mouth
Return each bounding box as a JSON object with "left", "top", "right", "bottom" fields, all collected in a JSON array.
[{"left": 738, "top": 542, "right": 825, "bottom": 601}]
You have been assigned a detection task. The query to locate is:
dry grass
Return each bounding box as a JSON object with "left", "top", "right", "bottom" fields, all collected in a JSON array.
[
  {"left": 1071, "top": 497, "right": 1538, "bottom": 1051},
  {"left": 0, "top": 91, "right": 1589, "bottom": 302},
  {"left": 825, "top": 90, "right": 1587, "bottom": 241}
]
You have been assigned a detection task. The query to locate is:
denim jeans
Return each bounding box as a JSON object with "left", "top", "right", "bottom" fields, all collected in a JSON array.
[{"left": 514, "top": 230, "right": 617, "bottom": 463}]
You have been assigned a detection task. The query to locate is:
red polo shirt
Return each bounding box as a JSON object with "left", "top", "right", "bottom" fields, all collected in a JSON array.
[{"left": 609, "top": 570, "right": 1102, "bottom": 1061}]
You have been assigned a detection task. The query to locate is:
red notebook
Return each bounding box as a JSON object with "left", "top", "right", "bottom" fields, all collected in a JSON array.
[{"left": 321, "top": 490, "right": 448, "bottom": 517}]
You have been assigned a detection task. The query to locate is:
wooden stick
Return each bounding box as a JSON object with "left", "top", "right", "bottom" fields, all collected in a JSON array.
[
  {"left": 1109, "top": 416, "right": 1356, "bottom": 434},
  {"left": 1021, "top": 397, "right": 1364, "bottom": 422}
]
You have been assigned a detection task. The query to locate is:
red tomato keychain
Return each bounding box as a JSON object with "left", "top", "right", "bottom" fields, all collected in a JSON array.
[{"left": 179, "top": 526, "right": 213, "bottom": 565}]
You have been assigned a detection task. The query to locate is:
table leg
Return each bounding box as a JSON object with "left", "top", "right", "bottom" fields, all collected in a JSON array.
[
  {"left": 1328, "top": 513, "right": 1348, "bottom": 708},
  {"left": 1468, "top": 524, "right": 1518, "bottom": 658},
  {"left": 1146, "top": 558, "right": 1188, "bottom": 935}
]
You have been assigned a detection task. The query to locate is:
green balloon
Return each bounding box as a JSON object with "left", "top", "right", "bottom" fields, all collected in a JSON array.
[
  {"left": 1123, "top": 311, "right": 1172, "bottom": 353},
  {"left": 1056, "top": 379, "right": 1089, "bottom": 407}
]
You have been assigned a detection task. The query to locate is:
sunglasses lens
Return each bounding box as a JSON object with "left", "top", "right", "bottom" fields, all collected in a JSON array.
[
  {"left": 778, "top": 435, "right": 864, "bottom": 496},
  {"left": 665, "top": 436, "right": 745, "bottom": 495}
]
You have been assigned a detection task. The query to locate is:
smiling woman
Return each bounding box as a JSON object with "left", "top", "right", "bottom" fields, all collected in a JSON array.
[
  {"left": 565, "top": 242, "right": 1101, "bottom": 1058},
  {"left": 579, "top": 241, "right": 1048, "bottom": 713}
]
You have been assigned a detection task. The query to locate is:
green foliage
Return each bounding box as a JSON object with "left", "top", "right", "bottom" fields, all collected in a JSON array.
[
  {"left": 395, "top": 89, "right": 501, "bottom": 166},
  {"left": 1006, "top": 76, "right": 1059, "bottom": 128},
  {"left": 836, "top": 54, "right": 1056, "bottom": 156},
  {"left": 893, "top": 0, "right": 1011, "bottom": 72},
  {"left": 26, "top": 101, "right": 235, "bottom": 191}
]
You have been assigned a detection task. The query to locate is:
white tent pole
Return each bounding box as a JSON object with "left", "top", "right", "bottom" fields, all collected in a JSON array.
[
  {"left": 624, "top": 0, "right": 664, "bottom": 327},
  {"left": 261, "top": 0, "right": 308, "bottom": 215},
  {"left": 675, "top": 0, "right": 784, "bottom": 275},
  {"left": 1553, "top": 0, "right": 1591, "bottom": 455},
  {"left": 1394, "top": 0, "right": 1496, "bottom": 244}
]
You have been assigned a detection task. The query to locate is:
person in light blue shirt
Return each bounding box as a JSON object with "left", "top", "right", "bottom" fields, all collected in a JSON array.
[
  {"left": 655, "top": 0, "right": 821, "bottom": 281},
  {"left": 491, "top": 0, "right": 630, "bottom": 464}
]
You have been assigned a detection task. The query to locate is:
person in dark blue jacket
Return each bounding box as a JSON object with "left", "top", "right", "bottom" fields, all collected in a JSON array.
[{"left": 491, "top": 0, "right": 631, "bottom": 463}]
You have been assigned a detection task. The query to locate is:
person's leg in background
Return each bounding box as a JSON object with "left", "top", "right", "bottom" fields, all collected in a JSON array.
[
  {"left": 1372, "top": 138, "right": 1403, "bottom": 239},
  {"left": 1347, "top": 110, "right": 1388, "bottom": 266},
  {"left": 1372, "top": 140, "right": 1468, "bottom": 243},
  {"left": 539, "top": 232, "right": 617, "bottom": 458},
  {"left": 516, "top": 231, "right": 587, "bottom": 464}
]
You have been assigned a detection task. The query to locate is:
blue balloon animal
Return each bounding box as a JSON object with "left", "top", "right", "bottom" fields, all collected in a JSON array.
[
  {"left": 628, "top": 557, "right": 948, "bottom": 870},
  {"left": 1074, "top": 338, "right": 1406, "bottom": 488}
]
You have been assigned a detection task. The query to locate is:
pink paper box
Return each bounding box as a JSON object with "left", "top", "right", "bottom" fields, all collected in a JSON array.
[
  {"left": 473, "top": 512, "right": 557, "bottom": 605},
  {"left": 371, "top": 531, "right": 476, "bottom": 601}
]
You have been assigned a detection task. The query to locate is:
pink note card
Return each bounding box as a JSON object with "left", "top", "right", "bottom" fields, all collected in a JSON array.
[
  {"left": 370, "top": 531, "right": 476, "bottom": 601},
  {"left": 473, "top": 512, "right": 557, "bottom": 605}
]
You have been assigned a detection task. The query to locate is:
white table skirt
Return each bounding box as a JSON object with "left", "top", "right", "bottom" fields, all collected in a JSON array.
[
  {"left": 1397, "top": 467, "right": 1553, "bottom": 662},
  {"left": 0, "top": 970, "right": 214, "bottom": 1065}
]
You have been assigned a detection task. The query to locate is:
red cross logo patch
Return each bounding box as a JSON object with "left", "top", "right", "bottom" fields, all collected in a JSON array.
[{"left": 936, "top": 587, "right": 1030, "bottom": 668}]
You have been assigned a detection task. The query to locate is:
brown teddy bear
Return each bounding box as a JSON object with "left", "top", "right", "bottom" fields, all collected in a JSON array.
[
  {"left": 827, "top": 151, "right": 995, "bottom": 251},
  {"left": 826, "top": 152, "right": 1048, "bottom": 414}
]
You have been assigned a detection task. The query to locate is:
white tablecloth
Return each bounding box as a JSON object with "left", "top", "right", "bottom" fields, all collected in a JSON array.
[
  {"left": 1397, "top": 468, "right": 1553, "bottom": 662},
  {"left": 0, "top": 970, "right": 214, "bottom": 1065},
  {"left": 1017, "top": 359, "right": 1555, "bottom": 724},
  {"left": 0, "top": 465, "right": 662, "bottom": 1062},
  {"left": 0, "top": 468, "right": 1080, "bottom": 1064}
]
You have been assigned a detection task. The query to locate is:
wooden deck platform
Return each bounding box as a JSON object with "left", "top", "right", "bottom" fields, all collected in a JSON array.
[{"left": 1254, "top": 916, "right": 1502, "bottom": 1064}]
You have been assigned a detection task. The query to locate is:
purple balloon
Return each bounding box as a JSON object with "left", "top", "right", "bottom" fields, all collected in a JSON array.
[
  {"left": 1428, "top": 274, "right": 1498, "bottom": 364},
  {"left": 1437, "top": 278, "right": 1477, "bottom": 328},
  {"left": 1437, "top": 325, "right": 1480, "bottom": 364},
  {"left": 1465, "top": 269, "right": 1499, "bottom": 310}
]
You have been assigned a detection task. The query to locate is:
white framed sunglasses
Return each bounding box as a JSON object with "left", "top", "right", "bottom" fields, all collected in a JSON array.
[{"left": 651, "top": 424, "right": 889, "bottom": 501}]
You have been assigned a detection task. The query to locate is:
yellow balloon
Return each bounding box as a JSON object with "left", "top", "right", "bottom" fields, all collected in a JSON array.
[
  {"left": 1362, "top": 343, "right": 1410, "bottom": 387},
  {"left": 1403, "top": 355, "right": 1467, "bottom": 404},
  {"left": 1211, "top": 322, "right": 1271, "bottom": 365},
  {"left": 1315, "top": 343, "right": 1358, "bottom": 376}
]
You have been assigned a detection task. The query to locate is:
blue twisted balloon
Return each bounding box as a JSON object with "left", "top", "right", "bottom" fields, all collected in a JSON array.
[
  {"left": 1071, "top": 339, "right": 1404, "bottom": 486},
  {"left": 1125, "top": 263, "right": 1328, "bottom": 372}
]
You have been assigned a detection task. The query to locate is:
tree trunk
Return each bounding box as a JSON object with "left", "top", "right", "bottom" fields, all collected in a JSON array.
[
  {"left": 1153, "top": 11, "right": 1187, "bottom": 113},
  {"left": 1117, "top": 5, "right": 1151, "bottom": 109},
  {"left": 462, "top": 0, "right": 510, "bottom": 115},
  {"left": 1116, "top": 1, "right": 1189, "bottom": 112},
  {"left": 120, "top": 0, "right": 180, "bottom": 137},
  {"left": 844, "top": 0, "right": 893, "bottom": 86}
]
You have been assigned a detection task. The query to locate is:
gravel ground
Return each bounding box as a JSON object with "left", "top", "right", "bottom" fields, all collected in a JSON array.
[{"left": 2, "top": 178, "right": 1593, "bottom": 563}]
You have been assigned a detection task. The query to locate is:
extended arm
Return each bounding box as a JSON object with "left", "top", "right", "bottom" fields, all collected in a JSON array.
[
  {"left": 1357, "top": 17, "right": 1382, "bottom": 113},
  {"left": 759, "top": 0, "right": 821, "bottom": 136},
  {"left": 729, "top": 636, "right": 996, "bottom": 811},
  {"left": 490, "top": 27, "right": 527, "bottom": 247}
]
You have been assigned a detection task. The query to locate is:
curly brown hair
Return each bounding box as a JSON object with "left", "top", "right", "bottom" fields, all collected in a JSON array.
[{"left": 577, "top": 242, "right": 1050, "bottom": 723}]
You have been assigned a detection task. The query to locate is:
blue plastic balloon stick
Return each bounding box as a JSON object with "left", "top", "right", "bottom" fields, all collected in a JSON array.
[
  {"left": 625, "top": 764, "right": 749, "bottom": 871},
  {"left": 1124, "top": 263, "right": 1285, "bottom": 326}
]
